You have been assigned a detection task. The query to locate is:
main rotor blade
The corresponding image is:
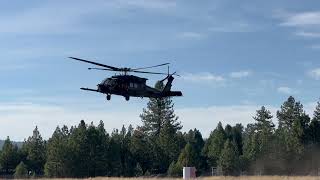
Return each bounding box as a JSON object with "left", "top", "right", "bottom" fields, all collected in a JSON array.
[
  {"left": 69, "top": 57, "right": 120, "bottom": 71},
  {"left": 132, "top": 63, "right": 170, "bottom": 70},
  {"left": 88, "top": 67, "right": 116, "bottom": 71},
  {"left": 132, "top": 70, "right": 168, "bottom": 75}
]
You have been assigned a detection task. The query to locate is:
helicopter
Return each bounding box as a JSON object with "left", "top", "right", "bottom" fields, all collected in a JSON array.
[{"left": 69, "top": 57, "right": 182, "bottom": 101}]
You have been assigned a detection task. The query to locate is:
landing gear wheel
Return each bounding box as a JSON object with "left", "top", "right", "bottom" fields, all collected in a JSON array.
[
  {"left": 106, "top": 94, "right": 111, "bottom": 101},
  {"left": 125, "top": 96, "right": 130, "bottom": 101}
]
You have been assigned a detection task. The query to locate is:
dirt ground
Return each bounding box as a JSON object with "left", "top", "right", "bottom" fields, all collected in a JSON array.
[{"left": 29, "top": 176, "right": 320, "bottom": 180}]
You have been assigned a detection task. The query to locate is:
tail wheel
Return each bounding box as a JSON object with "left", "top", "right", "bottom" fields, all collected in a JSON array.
[
  {"left": 125, "top": 96, "right": 130, "bottom": 101},
  {"left": 107, "top": 94, "right": 111, "bottom": 100}
]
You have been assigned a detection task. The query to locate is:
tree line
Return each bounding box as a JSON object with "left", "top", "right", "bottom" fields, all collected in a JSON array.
[{"left": 1, "top": 83, "right": 320, "bottom": 178}]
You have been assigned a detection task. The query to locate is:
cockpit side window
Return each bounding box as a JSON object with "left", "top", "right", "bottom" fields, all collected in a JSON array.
[{"left": 102, "top": 79, "right": 109, "bottom": 85}]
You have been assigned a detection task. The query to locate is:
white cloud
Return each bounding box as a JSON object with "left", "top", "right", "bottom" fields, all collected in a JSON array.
[
  {"left": 295, "top": 31, "right": 320, "bottom": 38},
  {"left": 310, "top": 44, "right": 320, "bottom": 49},
  {"left": 209, "top": 22, "right": 253, "bottom": 33},
  {"left": 177, "top": 32, "right": 206, "bottom": 39},
  {"left": 277, "top": 11, "right": 320, "bottom": 39},
  {"left": 181, "top": 72, "right": 225, "bottom": 82},
  {"left": 0, "top": 1, "right": 176, "bottom": 35},
  {"left": 280, "top": 11, "right": 320, "bottom": 27},
  {"left": 308, "top": 68, "right": 320, "bottom": 80},
  {"left": 277, "top": 86, "right": 298, "bottom": 95},
  {"left": 229, "top": 70, "right": 252, "bottom": 78},
  {"left": 116, "top": 0, "right": 176, "bottom": 10}
]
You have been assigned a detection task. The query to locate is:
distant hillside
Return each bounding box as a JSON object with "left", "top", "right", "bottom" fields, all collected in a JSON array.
[{"left": 0, "top": 140, "right": 23, "bottom": 149}]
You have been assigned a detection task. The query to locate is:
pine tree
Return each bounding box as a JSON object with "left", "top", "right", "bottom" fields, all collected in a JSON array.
[
  {"left": 231, "top": 124, "right": 244, "bottom": 155},
  {"left": 157, "top": 119, "right": 181, "bottom": 173},
  {"left": 139, "top": 81, "right": 182, "bottom": 174},
  {"left": 68, "top": 120, "right": 90, "bottom": 177},
  {"left": 93, "top": 121, "right": 110, "bottom": 177},
  {"left": 254, "top": 106, "right": 274, "bottom": 155},
  {"left": 184, "top": 129, "right": 205, "bottom": 173},
  {"left": 108, "top": 129, "right": 123, "bottom": 176},
  {"left": 218, "top": 140, "right": 239, "bottom": 176},
  {"left": 130, "top": 127, "right": 153, "bottom": 174},
  {"left": 242, "top": 106, "right": 275, "bottom": 174},
  {"left": 44, "top": 126, "right": 70, "bottom": 177},
  {"left": 243, "top": 124, "right": 259, "bottom": 162},
  {"left": 86, "top": 122, "right": 110, "bottom": 177},
  {"left": 119, "top": 125, "right": 136, "bottom": 177},
  {"left": 134, "top": 163, "right": 144, "bottom": 177},
  {"left": 185, "top": 129, "right": 204, "bottom": 153},
  {"left": 24, "top": 126, "right": 46, "bottom": 175},
  {"left": 309, "top": 101, "right": 320, "bottom": 144},
  {"left": 0, "top": 136, "right": 19, "bottom": 174},
  {"left": 167, "top": 161, "right": 182, "bottom": 177},
  {"left": 14, "top": 161, "right": 28, "bottom": 179},
  {"left": 140, "top": 81, "right": 182, "bottom": 137},
  {"left": 203, "top": 122, "right": 226, "bottom": 168},
  {"left": 276, "top": 96, "right": 309, "bottom": 173},
  {"left": 176, "top": 143, "right": 198, "bottom": 167},
  {"left": 313, "top": 101, "right": 320, "bottom": 120}
]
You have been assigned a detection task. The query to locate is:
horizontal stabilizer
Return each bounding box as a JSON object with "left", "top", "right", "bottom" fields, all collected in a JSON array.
[
  {"left": 80, "top": 88, "right": 99, "bottom": 92},
  {"left": 162, "top": 91, "right": 183, "bottom": 97}
]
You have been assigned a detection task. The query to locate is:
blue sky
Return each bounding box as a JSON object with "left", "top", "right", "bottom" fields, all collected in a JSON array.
[{"left": 1, "top": 0, "right": 320, "bottom": 140}]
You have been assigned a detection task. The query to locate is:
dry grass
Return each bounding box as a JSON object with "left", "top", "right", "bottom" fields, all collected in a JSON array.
[{"left": 25, "top": 177, "right": 320, "bottom": 180}]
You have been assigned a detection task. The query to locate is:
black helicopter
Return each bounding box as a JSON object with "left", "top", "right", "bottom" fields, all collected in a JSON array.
[{"left": 69, "top": 57, "right": 182, "bottom": 101}]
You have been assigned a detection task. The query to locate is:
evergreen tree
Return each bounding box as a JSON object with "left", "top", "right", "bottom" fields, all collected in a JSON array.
[
  {"left": 86, "top": 121, "right": 110, "bottom": 177},
  {"left": 157, "top": 119, "right": 181, "bottom": 173},
  {"left": 139, "top": 81, "right": 182, "bottom": 174},
  {"left": 130, "top": 127, "right": 153, "bottom": 174},
  {"left": 24, "top": 126, "right": 46, "bottom": 175},
  {"left": 44, "top": 126, "right": 70, "bottom": 177},
  {"left": 108, "top": 129, "right": 123, "bottom": 176},
  {"left": 231, "top": 124, "right": 244, "bottom": 155},
  {"left": 218, "top": 140, "right": 239, "bottom": 176},
  {"left": 68, "top": 120, "right": 90, "bottom": 177},
  {"left": 243, "top": 124, "right": 259, "bottom": 162},
  {"left": 167, "top": 160, "right": 182, "bottom": 177},
  {"left": 309, "top": 101, "right": 320, "bottom": 144},
  {"left": 140, "top": 81, "right": 182, "bottom": 137},
  {"left": 276, "top": 96, "right": 309, "bottom": 173},
  {"left": 253, "top": 107, "right": 274, "bottom": 156},
  {"left": 203, "top": 122, "right": 226, "bottom": 168},
  {"left": 242, "top": 106, "right": 275, "bottom": 174},
  {"left": 184, "top": 129, "right": 205, "bottom": 173},
  {"left": 14, "top": 161, "right": 28, "bottom": 179},
  {"left": 134, "top": 163, "right": 143, "bottom": 177},
  {"left": 185, "top": 129, "right": 204, "bottom": 153},
  {"left": 176, "top": 143, "right": 198, "bottom": 167},
  {"left": 94, "top": 121, "right": 110, "bottom": 177},
  {"left": 119, "top": 125, "right": 136, "bottom": 177},
  {"left": 0, "top": 136, "right": 19, "bottom": 174}
]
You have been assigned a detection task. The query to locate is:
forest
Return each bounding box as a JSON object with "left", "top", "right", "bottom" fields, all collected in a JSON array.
[{"left": 1, "top": 83, "right": 320, "bottom": 178}]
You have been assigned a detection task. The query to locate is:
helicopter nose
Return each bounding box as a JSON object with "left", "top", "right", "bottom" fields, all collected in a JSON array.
[{"left": 97, "top": 84, "right": 103, "bottom": 91}]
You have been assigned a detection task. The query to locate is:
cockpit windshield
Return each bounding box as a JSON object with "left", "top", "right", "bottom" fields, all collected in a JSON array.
[
  {"left": 101, "top": 78, "right": 109, "bottom": 85},
  {"left": 102, "top": 78, "right": 116, "bottom": 86}
]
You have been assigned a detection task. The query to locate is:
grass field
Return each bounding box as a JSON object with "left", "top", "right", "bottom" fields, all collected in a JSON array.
[{"left": 27, "top": 177, "right": 320, "bottom": 180}]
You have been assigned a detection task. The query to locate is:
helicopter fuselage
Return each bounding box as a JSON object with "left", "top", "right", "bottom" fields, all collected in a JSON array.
[
  {"left": 69, "top": 56, "right": 182, "bottom": 101},
  {"left": 81, "top": 75, "right": 182, "bottom": 101}
]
